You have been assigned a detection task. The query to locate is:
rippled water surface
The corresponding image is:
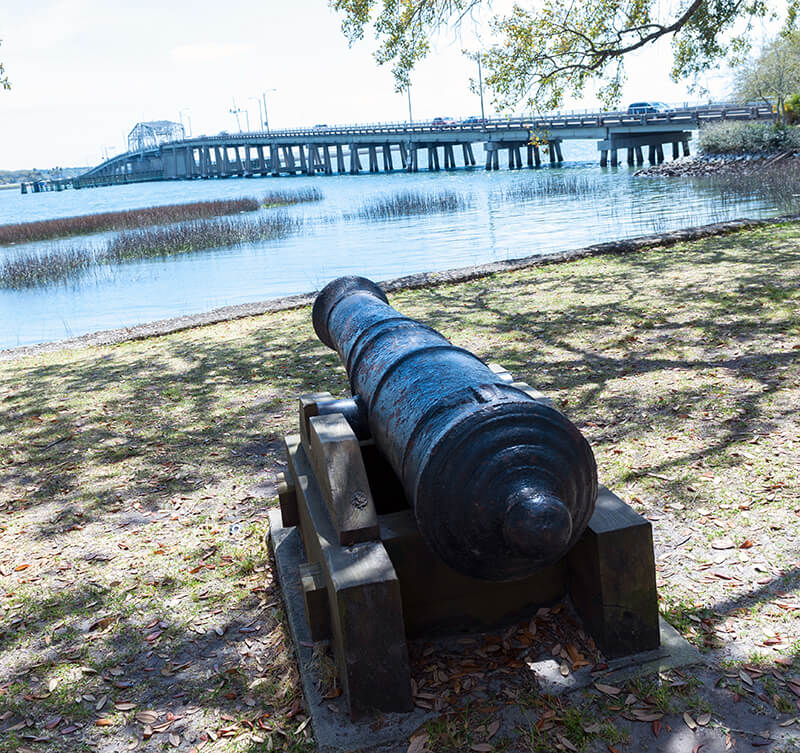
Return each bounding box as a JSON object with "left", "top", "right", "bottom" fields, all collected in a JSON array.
[{"left": 0, "top": 142, "right": 785, "bottom": 350}]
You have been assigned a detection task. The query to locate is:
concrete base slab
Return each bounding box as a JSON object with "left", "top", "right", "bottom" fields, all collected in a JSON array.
[
  {"left": 529, "top": 617, "right": 702, "bottom": 696},
  {"left": 269, "top": 509, "right": 702, "bottom": 753}
]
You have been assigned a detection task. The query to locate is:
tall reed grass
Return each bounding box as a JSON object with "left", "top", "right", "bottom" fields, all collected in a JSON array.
[
  {"left": 0, "top": 213, "right": 302, "bottom": 289},
  {"left": 262, "top": 188, "right": 323, "bottom": 207},
  {"left": 0, "top": 198, "right": 260, "bottom": 246},
  {"left": 105, "top": 214, "right": 300, "bottom": 262},
  {"left": 694, "top": 161, "right": 800, "bottom": 214},
  {"left": 348, "top": 190, "right": 468, "bottom": 220},
  {"left": 0, "top": 189, "right": 322, "bottom": 246},
  {"left": 499, "top": 175, "right": 606, "bottom": 201}
]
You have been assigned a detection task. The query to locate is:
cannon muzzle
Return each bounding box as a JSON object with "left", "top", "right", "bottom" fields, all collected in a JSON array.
[{"left": 312, "top": 276, "right": 597, "bottom": 581}]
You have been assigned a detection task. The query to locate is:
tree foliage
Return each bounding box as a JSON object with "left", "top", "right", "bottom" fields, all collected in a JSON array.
[
  {"left": 330, "top": 0, "right": 799, "bottom": 110},
  {"left": 0, "top": 40, "right": 9, "bottom": 91},
  {"left": 733, "top": 31, "right": 800, "bottom": 122}
]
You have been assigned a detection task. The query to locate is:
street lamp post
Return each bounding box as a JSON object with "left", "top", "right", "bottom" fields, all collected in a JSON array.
[
  {"left": 230, "top": 98, "right": 243, "bottom": 132},
  {"left": 477, "top": 57, "right": 486, "bottom": 124},
  {"left": 407, "top": 86, "right": 413, "bottom": 124},
  {"left": 179, "top": 109, "right": 192, "bottom": 138},
  {"left": 250, "top": 97, "right": 264, "bottom": 133},
  {"left": 262, "top": 89, "right": 276, "bottom": 132}
]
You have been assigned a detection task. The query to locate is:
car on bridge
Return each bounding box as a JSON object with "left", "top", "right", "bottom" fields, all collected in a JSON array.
[
  {"left": 627, "top": 101, "right": 670, "bottom": 114},
  {"left": 462, "top": 115, "right": 485, "bottom": 126},
  {"left": 432, "top": 116, "right": 457, "bottom": 127}
]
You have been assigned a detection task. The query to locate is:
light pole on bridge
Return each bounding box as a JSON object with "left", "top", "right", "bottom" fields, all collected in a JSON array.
[
  {"left": 230, "top": 99, "right": 243, "bottom": 132},
  {"left": 262, "top": 89, "right": 276, "bottom": 132},
  {"left": 250, "top": 97, "right": 264, "bottom": 133}
]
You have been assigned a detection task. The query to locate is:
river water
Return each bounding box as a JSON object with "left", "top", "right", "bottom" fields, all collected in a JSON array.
[{"left": 0, "top": 141, "right": 782, "bottom": 350}]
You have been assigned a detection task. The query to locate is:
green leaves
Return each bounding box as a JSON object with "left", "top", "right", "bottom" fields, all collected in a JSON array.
[{"left": 329, "top": 0, "right": 782, "bottom": 110}]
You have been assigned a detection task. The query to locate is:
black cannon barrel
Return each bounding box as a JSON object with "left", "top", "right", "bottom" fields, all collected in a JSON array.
[{"left": 312, "top": 276, "right": 597, "bottom": 581}]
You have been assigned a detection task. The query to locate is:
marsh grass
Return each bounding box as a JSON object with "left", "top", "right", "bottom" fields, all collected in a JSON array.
[
  {"left": 0, "top": 190, "right": 322, "bottom": 246},
  {"left": 0, "top": 198, "right": 261, "bottom": 245},
  {"left": 694, "top": 160, "right": 800, "bottom": 214},
  {"left": 499, "top": 174, "right": 606, "bottom": 201},
  {"left": 348, "top": 189, "right": 469, "bottom": 220},
  {"left": 262, "top": 187, "right": 323, "bottom": 207},
  {"left": 105, "top": 213, "right": 301, "bottom": 262},
  {"left": 1, "top": 213, "right": 302, "bottom": 288}
]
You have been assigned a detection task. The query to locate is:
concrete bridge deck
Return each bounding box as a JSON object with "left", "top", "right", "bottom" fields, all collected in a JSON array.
[{"left": 72, "top": 103, "right": 774, "bottom": 189}]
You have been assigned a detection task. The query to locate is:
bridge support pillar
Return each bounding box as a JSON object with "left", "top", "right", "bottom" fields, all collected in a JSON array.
[
  {"left": 305, "top": 145, "right": 315, "bottom": 176},
  {"left": 323, "top": 145, "right": 333, "bottom": 174},
  {"left": 548, "top": 142, "right": 556, "bottom": 165},
  {"left": 610, "top": 149, "right": 618, "bottom": 167},
  {"left": 635, "top": 146, "right": 644, "bottom": 165},
  {"left": 682, "top": 138, "right": 690, "bottom": 157},
  {"left": 257, "top": 145, "right": 267, "bottom": 175},
  {"left": 410, "top": 146, "right": 419, "bottom": 172},
  {"left": 462, "top": 143, "right": 475, "bottom": 166},
  {"left": 599, "top": 149, "right": 608, "bottom": 167},
  {"left": 368, "top": 145, "right": 379, "bottom": 173},
  {"left": 336, "top": 145, "right": 346, "bottom": 173},
  {"left": 382, "top": 144, "right": 393, "bottom": 171},
  {"left": 270, "top": 145, "right": 280, "bottom": 176},
  {"left": 672, "top": 141, "right": 680, "bottom": 160},
  {"left": 555, "top": 140, "right": 563, "bottom": 163},
  {"left": 647, "top": 145, "right": 656, "bottom": 164},
  {"left": 427, "top": 146, "right": 440, "bottom": 171},
  {"left": 444, "top": 144, "right": 456, "bottom": 169},
  {"left": 284, "top": 146, "right": 296, "bottom": 173},
  {"left": 349, "top": 145, "right": 361, "bottom": 174},
  {"left": 399, "top": 143, "right": 408, "bottom": 169},
  {"left": 627, "top": 148, "right": 634, "bottom": 166}
]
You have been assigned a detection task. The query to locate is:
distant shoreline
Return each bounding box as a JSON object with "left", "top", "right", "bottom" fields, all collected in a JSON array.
[{"left": 0, "top": 184, "right": 20, "bottom": 191}]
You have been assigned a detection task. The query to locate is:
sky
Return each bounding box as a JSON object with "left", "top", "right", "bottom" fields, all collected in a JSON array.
[{"left": 1, "top": 0, "right": 744, "bottom": 170}]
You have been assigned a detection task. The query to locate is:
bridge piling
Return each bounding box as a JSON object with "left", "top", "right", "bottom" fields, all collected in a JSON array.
[
  {"left": 610, "top": 149, "right": 618, "bottom": 167},
  {"left": 368, "top": 145, "right": 379, "bottom": 173},
  {"left": 383, "top": 144, "right": 393, "bottom": 171},
  {"left": 399, "top": 143, "right": 408, "bottom": 169},
  {"left": 336, "top": 145, "right": 346, "bottom": 173},
  {"left": 323, "top": 145, "right": 333, "bottom": 174},
  {"left": 600, "top": 150, "right": 608, "bottom": 167},
  {"left": 635, "top": 146, "right": 644, "bottom": 165}
]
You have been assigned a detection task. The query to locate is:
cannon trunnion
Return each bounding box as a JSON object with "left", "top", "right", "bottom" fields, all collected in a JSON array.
[{"left": 270, "top": 276, "right": 660, "bottom": 718}]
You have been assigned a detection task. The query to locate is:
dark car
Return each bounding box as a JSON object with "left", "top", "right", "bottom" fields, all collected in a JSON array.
[
  {"left": 627, "top": 102, "right": 670, "bottom": 114},
  {"left": 462, "top": 115, "right": 485, "bottom": 126}
]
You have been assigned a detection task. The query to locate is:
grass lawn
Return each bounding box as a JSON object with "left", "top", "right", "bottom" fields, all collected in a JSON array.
[{"left": 0, "top": 221, "right": 798, "bottom": 752}]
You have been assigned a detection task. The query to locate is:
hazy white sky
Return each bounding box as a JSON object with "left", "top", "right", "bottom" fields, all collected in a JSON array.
[{"left": 2, "top": 0, "right": 735, "bottom": 170}]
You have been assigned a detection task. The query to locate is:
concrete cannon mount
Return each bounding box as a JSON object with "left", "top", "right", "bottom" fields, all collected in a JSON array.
[{"left": 267, "top": 366, "right": 699, "bottom": 751}]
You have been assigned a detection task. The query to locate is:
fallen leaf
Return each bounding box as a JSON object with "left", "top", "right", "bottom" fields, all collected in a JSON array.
[
  {"left": 47, "top": 678, "right": 59, "bottom": 692},
  {"left": 595, "top": 683, "right": 622, "bottom": 696},
  {"left": 696, "top": 712, "right": 711, "bottom": 726},
  {"left": 169, "top": 732, "right": 181, "bottom": 747},
  {"left": 652, "top": 719, "right": 662, "bottom": 737},
  {"left": 406, "top": 734, "right": 428, "bottom": 753},
  {"left": 711, "top": 538, "right": 734, "bottom": 550},
  {"left": 684, "top": 712, "right": 697, "bottom": 730},
  {"left": 114, "top": 702, "right": 136, "bottom": 711},
  {"left": 556, "top": 734, "right": 578, "bottom": 751},
  {"left": 135, "top": 710, "right": 159, "bottom": 725},
  {"left": 95, "top": 718, "right": 113, "bottom": 727},
  {"left": 14, "top": 564, "right": 30, "bottom": 572},
  {"left": 487, "top": 720, "right": 500, "bottom": 739},
  {"left": 470, "top": 745, "right": 492, "bottom": 752}
]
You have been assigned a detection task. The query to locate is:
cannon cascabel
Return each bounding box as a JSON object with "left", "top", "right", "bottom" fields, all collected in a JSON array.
[{"left": 312, "top": 275, "right": 597, "bottom": 581}]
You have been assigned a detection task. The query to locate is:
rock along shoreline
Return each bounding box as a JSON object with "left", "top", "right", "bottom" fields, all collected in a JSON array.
[
  {"left": 634, "top": 150, "right": 800, "bottom": 177},
  {"left": 3, "top": 213, "right": 799, "bottom": 363}
]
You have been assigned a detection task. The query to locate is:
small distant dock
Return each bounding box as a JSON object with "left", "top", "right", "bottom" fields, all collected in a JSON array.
[{"left": 20, "top": 178, "right": 73, "bottom": 194}]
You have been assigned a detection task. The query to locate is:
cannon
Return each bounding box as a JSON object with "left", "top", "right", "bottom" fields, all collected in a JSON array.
[
  {"left": 312, "top": 276, "right": 597, "bottom": 581},
  {"left": 269, "top": 276, "right": 660, "bottom": 718}
]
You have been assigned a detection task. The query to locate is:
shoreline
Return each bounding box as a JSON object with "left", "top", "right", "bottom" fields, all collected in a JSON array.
[
  {"left": 2, "top": 212, "right": 799, "bottom": 362},
  {"left": 635, "top": 149, "right": 800, "bottom": 177}
]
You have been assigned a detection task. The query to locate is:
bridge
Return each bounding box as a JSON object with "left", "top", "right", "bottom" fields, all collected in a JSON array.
[{"left": 72, "top": 103, "right": 774, "bottom": 189}]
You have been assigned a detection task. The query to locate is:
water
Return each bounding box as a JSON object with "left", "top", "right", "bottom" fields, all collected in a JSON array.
[{"left": 0, "top": 141, "right": 783, "bottom": 350}]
